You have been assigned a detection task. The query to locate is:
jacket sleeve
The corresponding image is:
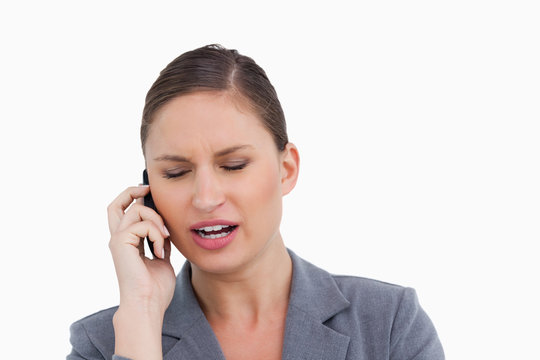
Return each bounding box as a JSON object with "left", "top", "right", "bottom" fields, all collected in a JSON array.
[
  {"left": 67, "top": 321, "right": 133, "bottom": 360},
  {"left": 67, "top": 321, "right": 106, "bottom": 360},
  {"left": 389, "top": 288, "right": 445, "bottom": 360}
]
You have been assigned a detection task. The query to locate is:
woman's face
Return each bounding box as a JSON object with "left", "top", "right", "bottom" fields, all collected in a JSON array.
[{"left": 144, "top": 91, "right": 298, "bottom": 274}]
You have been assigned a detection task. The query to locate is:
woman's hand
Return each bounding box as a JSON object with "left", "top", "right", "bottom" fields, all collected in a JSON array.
[{"left": 107, "top": 185, "right": 176, "bottom": 360}]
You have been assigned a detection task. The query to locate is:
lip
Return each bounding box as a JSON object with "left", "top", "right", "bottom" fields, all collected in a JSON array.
[{"left": 190, "top": 219, "right": 239, "bottom": 250}]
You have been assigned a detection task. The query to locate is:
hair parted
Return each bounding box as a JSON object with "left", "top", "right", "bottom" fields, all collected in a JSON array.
[{"left": 141, "top": 44, "right": 288, "bottom": 153}]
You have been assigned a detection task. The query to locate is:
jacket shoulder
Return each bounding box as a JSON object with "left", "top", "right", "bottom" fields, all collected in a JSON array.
[
  {"left": 67, "top": 306, "right": 118, "bottom": 360},
  {"left": 332, "top": 274, "right": 407, "bottom": 308},
  {"left": 329, "top": 275, "right": 444, "bottom": 359}
]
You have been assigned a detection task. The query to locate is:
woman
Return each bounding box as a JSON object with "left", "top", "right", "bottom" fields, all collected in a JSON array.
[{"left": 68, "top": 44, "right": 444, "bottom": 360}]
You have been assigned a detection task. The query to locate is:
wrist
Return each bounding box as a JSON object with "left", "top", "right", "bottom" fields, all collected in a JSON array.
[
  {"left": 113, "top": 306, "right": 164, "bottom": 360},
  {"left": 118, "top": 296, "right": 167, "bottom": 314}
]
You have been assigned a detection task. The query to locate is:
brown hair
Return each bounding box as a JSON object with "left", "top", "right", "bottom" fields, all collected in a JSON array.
[{"left": 141, "top": 44, "right": 288, "bottom": 154}]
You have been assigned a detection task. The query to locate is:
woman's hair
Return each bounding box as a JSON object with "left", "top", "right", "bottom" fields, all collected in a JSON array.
[{"left": 141, "top": 44, "right": 288, "bottom": 154}]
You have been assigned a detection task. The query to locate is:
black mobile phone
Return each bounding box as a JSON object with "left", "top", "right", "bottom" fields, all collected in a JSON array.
[{"left": 142, "top": 169, "right": 157, "bottom": 257}]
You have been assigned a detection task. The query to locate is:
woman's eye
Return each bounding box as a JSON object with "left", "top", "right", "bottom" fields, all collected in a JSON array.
[
  {"left": 222, "top": 163, "right": 247, "bottom": 172},
  {"left": 163, "top": 170, "right": 190, "bottom": 179}
]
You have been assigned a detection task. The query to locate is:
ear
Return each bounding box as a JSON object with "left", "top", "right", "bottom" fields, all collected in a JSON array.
[{"left": 280, "top": 143, "right": 300, "bottom": 196}]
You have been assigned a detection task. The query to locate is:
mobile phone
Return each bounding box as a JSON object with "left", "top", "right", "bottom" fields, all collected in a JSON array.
[{"left": 142, "top": 169, "right": 157, "bottom": 257}]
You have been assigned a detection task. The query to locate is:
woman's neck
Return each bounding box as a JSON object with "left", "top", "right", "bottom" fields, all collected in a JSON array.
[{"left": 190, "top": 238, "right": 292, "bottom": 324}]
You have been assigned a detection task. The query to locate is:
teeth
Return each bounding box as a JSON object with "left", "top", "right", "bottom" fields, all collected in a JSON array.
[
  {"left": 199, "top": 225, "right": 230, "bottom": 232},
  {"left": 195, "top": 224, "right": 236, "bottom": 239},
  {"left": 198, "top": 230, "right": 232, "bottom": 239}
]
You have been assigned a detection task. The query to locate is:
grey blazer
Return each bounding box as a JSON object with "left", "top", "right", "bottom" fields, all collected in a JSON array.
[{"left": 68, "top": 250, "right": 444, "bottom": 359}]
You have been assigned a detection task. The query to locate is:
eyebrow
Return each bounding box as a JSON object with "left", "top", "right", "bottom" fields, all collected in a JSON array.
[{"left": 153, "top": 144, "right": 254, "bottom": 162}]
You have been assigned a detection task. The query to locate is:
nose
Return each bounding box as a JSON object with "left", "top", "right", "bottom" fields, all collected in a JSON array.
[{"left": 192, "top": 167, "right": 226, "bottom": 212}]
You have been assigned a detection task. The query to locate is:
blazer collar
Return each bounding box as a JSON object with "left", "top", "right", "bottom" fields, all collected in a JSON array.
[
  {"left": 161, "top": 250, "right": 351, "bottom": 359},
  {"left": 282, "top": 250, "right": 351, "bottom": 359},
  {"left": 286, "top": 249, "right": 350, "bottom": 322}
]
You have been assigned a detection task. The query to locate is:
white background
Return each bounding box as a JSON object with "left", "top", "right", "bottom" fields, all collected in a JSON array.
[{"left": 1, "top": 1, "right": 539, "bottom": 359}]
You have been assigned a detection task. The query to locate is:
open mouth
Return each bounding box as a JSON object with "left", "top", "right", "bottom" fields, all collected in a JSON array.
[{"left": 193, "top": 224, "right": 238, "bottom": 239}]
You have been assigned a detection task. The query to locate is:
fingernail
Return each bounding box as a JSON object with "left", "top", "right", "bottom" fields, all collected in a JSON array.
[
  {"left": 138, "top": 184, "right": 149, "bottom": 187},
  {"left": 161, "top": 248, "right": 165, "bottom": 259},
  {"left": 163, "top": 225, "right": 170, "bottom": 237}
]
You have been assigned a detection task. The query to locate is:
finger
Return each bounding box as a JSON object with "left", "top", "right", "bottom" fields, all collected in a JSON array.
[
  {"left": 107, "top": 185, "right": 150, "bottom": 234},
  {"left": 117, "top": 203, "right": 169, "bottom": 239},
  {"left": 110, "top": 220, "right": 166, "bottom": 258},
  {"left": 135, "top": 221, "right": 167, "bottom": 260}
]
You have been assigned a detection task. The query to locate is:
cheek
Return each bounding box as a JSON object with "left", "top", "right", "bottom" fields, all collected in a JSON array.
[
  {"left": 151, "top": 184, "right": 190, "bottom": 231},
  {"left": 245, "top": 173, "right": 280, "bottom": 207},
  {"left": 236, "top": 162, "right": 283, "bottom": 226}
]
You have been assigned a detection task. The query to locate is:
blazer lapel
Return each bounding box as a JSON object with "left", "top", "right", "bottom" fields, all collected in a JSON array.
[
  {"left": 160, "top": 261, "right": 226, "bottom": 360},
  {"left": 282, "top": 251, "right": 351, "bottom": 360},
  {"left": 163, "top": 316, "right": 225, "bottom": 360}
]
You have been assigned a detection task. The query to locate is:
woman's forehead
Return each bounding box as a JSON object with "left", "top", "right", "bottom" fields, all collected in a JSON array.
[
  {"left": 145, "top": 92, "right": 273, "bottom": 157},
  {"left": 158, "top": 90, "right": 257, "bottom": 118}
]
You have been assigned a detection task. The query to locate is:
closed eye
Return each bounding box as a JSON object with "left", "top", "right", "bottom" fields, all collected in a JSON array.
[
  {"left": 222, "top": 163, "right": 247, "bottom": 171},
  {"left": 163, "top": 170, "right": 190, "bottom": 179},
  {"left": 162, "top": 162, "right": 248, "bottom": 178}
]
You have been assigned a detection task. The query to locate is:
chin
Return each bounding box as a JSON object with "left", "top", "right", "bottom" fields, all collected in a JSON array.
[
  {"left": 189, "top": 246, "right": 255, "bottom": 275},
  {"left": 170, "top": 235, "right": 237, "bottom": 271}
]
